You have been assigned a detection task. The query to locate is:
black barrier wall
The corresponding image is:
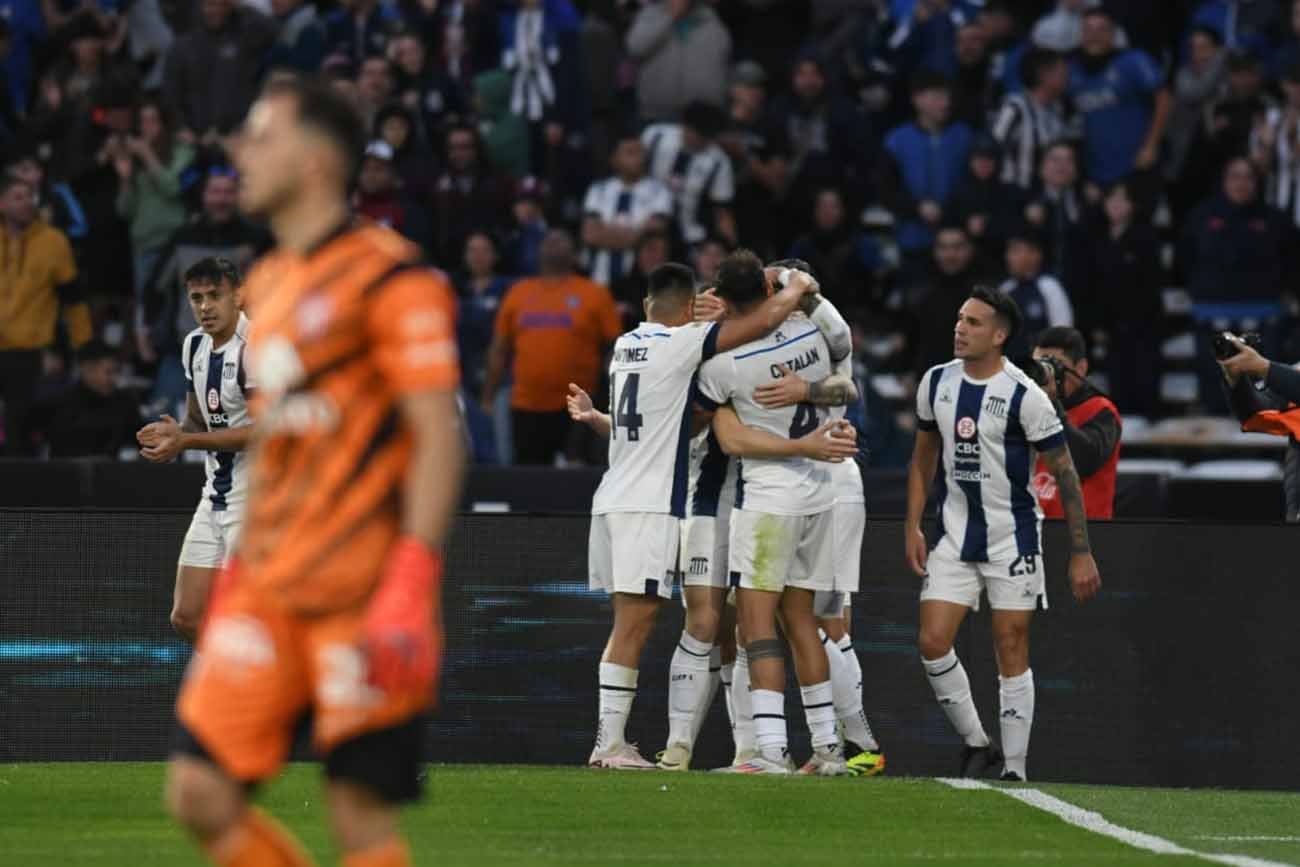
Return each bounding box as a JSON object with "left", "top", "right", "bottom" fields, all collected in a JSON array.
[{"left": 0, "top": 510, "right": 1296, "bottom": 790}]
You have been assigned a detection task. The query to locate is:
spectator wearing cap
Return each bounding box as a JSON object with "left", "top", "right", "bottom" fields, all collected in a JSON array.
[
  {"left": 992, "top": 47, "right": 1072, "bottom": 190},
  {"left": 482, "top": 227, "right": 621, "bottom": 465},
  {"left": 503, "top": 176, "right": 549, "bottom": 275},
  {"left": 720, "top": 59, "right": 791, "bottom": 259},
  {"left": 1069, "top": 8, "right": 1170, "bottom": 187},
  {"left": 162, "top": 0, "right": 276, "bottom": 139},
  {"left": 140, "top": 168, "right": 269, "bottom": 406},
  {"left": 498, "top": 0, "right": 586, "bottom": 175},
  {"left": 266, "top": 0, "right": 327, "bottom": 73},
  {"left": 768, "top": 52, "right": 873, "bottom": 238},
  {"left": 42, "top": 339, "right": 142, "bottom": 458},
  {"left": 787, "top": 187, "right": 883, "bottom": 314},
  {"left": 626, "top": 0, "right": 731, "bottom": 123},
  {"left": 388, "top": 31, "right": 465, "bottom": 151},
  {"left": 879, "top": 70, "right": 974, "bottom": 274},
  {"left": 1250, "top": 62, "right": 1300, "bottom": 227},
  {"left": 354, "top": 139, "right": 430, "bottom": 246},
  {"left": 475, "top": 68, "right": 530, "bottom": 180},
  {"left": 945, "top": 133, "right": 1025, "bottom": 260},
  {"left": 997, "top": 226, "right": 1074, "bottom": 358},
  {"left": 0, "top": 175, "right": 86, "bottom": 455},
  {"left": 325, "top": 0, "right": 400, "bottom": 65},
  {"left": 580, "top": 133, "right": 672, "bottom": 289},
  {"left": 642, "top": 101, "right": 736, "bottom": 247},
  {"left": 430, "top": 124, "right": 513, "bottom": 265}
]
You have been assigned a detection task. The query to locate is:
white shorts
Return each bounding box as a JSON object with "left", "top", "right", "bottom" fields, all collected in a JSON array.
[
  {"left": 920, "top": 535, "right": 1048, "bottom": 612},
  {"left": 588, "top": 512, "right": 678, "bottom": 599},
  {"left": 178, "top": 498, "right": 244, "bottom": 569},
  {"left": 728, "top": 508, "right": 834, "bottom": 593},
  {"left": 832, "top": 500, "right": 865, "bottom": 593},
  {"left": 679, "top": 514, "right": 730, "bottom": 590}
]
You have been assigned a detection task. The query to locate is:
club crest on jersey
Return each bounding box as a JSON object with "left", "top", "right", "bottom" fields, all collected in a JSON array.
[
  {"left": 207, "top": 387, "right": 220, "bottom": 411},
  {"left": 957, "top": 416, "right": 977, "bottom": 438},
  {"left": 984, "top": 396, "right": 1007, "bottom": 419},
  {"left": 223, "top": 361, "right": 237, "bottom": 380}
]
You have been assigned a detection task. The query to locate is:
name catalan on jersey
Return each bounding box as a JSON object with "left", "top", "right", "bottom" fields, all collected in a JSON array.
[
  {"left": 181, "top": 312, "right": 256, "bottom": 511},
  {"left": 916, "top": 358, "right": 1064, "bottom": 563},
  {"left": 696, "top": 316, "right": 834, "bottom": 516},
  {"left": 591, "top": 320, "right": 721, "bottom": 517}
]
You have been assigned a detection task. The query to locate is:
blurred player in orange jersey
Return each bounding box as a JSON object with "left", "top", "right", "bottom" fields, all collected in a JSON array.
[{"left": 164, "top": 75, "right": 465, "bottom": 867}]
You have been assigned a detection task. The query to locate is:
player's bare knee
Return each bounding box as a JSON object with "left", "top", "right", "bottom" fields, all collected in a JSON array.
[
  {"left": 165, "top": 758, "right": 242, "bottom": 836},
  {"left": 684, "top": 606, "right": 720, "bottom": 644},
  {"left": 918, "top": 629, "right": 953, "bottom": 661},
  {"left": 992, "top": 624, "right": 1029, "bottom": 669}
]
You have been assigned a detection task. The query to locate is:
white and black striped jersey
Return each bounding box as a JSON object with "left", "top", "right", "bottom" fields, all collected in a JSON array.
[
  {"left": 1253, "top": 107, "right": 1300, "bottom": 227},
  {"left": 582, "top": 175, "right": 674, "bottom": 287},
  {"left": 916, "top": 358, "right": 1064, "bottom": 562},
  {"left": 641, "top": 123, "right": 735, "bottom": 245},
  {"left": 181, "top": 313, "right": 255, "bottom": 511},
  {"left": 991, "top": 92, "right": 1071, "bottom": 189}
]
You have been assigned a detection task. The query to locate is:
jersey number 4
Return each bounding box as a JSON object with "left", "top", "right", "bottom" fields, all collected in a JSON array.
[
  {"left": 789, "top": 402, "right": 818, "bottom": 438},
  {"left": 611, "top": 372, "right": 644, "bottom": 441}
]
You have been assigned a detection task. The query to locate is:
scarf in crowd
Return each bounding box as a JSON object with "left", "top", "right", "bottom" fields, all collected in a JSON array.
[{"left": 504, "top": 8, "right": 557, "bottom": 122}]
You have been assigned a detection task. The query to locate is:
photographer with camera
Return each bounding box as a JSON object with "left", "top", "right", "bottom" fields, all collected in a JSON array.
[
  {"left": 1217, "top": 332, "right": 1300, "bottom": 521},
  {"left": 1029, "top": 327, "right": 1122, "bottom": 519}
]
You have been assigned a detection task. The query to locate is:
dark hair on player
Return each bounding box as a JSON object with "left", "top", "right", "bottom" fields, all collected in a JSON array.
[
  {"left": 184, "top": 256, "right": 242, "bottom": 289},
  {"left": 1021, "top": 48, "right": 1065, "bottom": 89},
  {"left": 646, "top": 262, "right": 697, "bottom": 305},
  {"left": 260, "top": 74, "right": 367, "bottom": 186},
  {"left": 910, "top": 69, "right": 950, "bottom": 96},
  {"left": 1035, "top": 326, "right": 1087, "bottom": 364},
  {"left": 968, "top": 285, "right": 1021, "bottom": 350},
  {"left": 714, "top": 249, "right": 767, "bottom": 308}
]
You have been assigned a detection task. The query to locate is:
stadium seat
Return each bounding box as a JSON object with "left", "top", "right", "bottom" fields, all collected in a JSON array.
[
  {"left": 1177, "top": 460, "right": 1283, "bottom": 481},
  {"left": 1117, "top": 459, "right": 1187, "bottom": 476}
]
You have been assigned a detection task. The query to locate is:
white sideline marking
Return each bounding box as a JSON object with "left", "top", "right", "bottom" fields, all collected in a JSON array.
[
  {"left": 1196, "top": 838, "right": 1300, "bottom": 844},
  {"left": 937, "top": 779, "right": 1296, "bottom": 867}
]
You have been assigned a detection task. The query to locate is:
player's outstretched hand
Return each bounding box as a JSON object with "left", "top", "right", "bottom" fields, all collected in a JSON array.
[
  {"left": 567, "top": 382, "right": 596, "bottom": 424},
  {"left": 363, "top": 537, "right": 443, "bottom": 696},
  {"left": 1068, "top": 552, "right": 1102, "bottom": 603},
  {"left": 693, "top": 288, "right": 727, "bottom": 322},
  {"left": 139, "top": 415, "right": 184, "bottom": 462},
  {"left": 754, "top": 364, "right": 810, "bottom": 408},
  {"left": 905, "top": 526, "right": 929, "bottom": 577},
  {"left": 797, "top": 419, "right": 857, "bottom": 462}
]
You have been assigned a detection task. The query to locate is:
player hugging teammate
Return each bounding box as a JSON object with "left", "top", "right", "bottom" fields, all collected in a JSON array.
[{"left": 571, "top": 251, "right": 883, "bottom": 775}]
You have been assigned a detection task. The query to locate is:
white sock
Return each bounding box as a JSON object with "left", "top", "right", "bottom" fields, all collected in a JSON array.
[
  {"left": 597, "top": 662, "right": 638, "bottom": 751},
  {"left": 720, "top": 661, "right": 736, "bottom": 730},
  {"left": 825, "top": 632, "right": 879, "bottom": 751},
  {"left": 731, "top": 647, "right": 754, "bottom": 756},
  {"left": 751, "top": 688, "right": 787, "bottom": 760},
  {"left": 690, "top": 646, "right": 722, "bottom": 744},
  {"left": 667, "top": 632, "right": 712, "bottom": 747},
  {"left": 923, "top": 650, "right": 990, "bottom": 748},
  {"left": 800, "top": 680, "right": 838, "bottom": 750},
  {"left": 999, "top": 669, "right": 1034, "bottom": 779}
]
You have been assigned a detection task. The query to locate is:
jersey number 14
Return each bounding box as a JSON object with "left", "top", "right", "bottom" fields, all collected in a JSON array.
[{"left": 611, "top": 373, "right": 644, "bottom": 441}]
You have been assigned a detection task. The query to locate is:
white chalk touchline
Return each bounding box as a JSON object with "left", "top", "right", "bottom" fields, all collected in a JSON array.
[
  {"left": 1196, "top": 838, "right": 1300, "bottom": 844},
  {"left": 935, "top": 779, "right": 1296, "bottom": 867}
]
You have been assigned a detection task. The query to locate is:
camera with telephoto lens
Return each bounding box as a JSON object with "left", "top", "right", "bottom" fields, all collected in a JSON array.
[
  {"left": 1212, "top": 331, "right": 1264, "bottom": 361},
  {"left": 1021, "top": 355, "right": 1068, "bottom": 395}
]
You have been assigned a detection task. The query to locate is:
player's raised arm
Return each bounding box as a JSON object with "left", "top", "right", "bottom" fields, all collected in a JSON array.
[
  {"left": 1040, "top": 444, "right": 1102, "bottom": 603},
  {"left": 711, "top": 404, "right": 857, "bottom": 462},
  {"left": 712, "top": 268, "right": 818, "bottom": 354},
  {"left": 567, "top": 382, "right": 612, "bottom": 439}
]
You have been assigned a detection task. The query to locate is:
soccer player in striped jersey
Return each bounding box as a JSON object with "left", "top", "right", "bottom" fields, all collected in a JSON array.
[
  {"left": 907, "top": 287, "right": 1101, "bottom": 782},
  {"left": 137, "top": 257, "right": 256, "bottom": 642},
  {"left": 568, "top": 259, "right": 819, "bottom": 769}
]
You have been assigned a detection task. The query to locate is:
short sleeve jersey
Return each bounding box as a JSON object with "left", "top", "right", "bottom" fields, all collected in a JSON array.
[
  {"left": 591, "top": 320, "right": 720, "bottom": 517},
  {"left": 696, "top": 316, "right": 834, "bottom": 516},
  {"left": 182, "top": 311, "right": 255, "bottom": 510},
  {"left": 916, "top": 358, "right": 1065, "bottom": 562}
]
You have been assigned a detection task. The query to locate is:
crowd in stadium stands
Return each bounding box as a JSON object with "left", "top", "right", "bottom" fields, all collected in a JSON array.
[{"left": 2, "top": 0, "right": 1300, "bottom": 465}]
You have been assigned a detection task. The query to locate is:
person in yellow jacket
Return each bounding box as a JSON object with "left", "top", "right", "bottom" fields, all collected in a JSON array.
[{"left": 0, "top": 175, "right": 90, "bottom": 456}]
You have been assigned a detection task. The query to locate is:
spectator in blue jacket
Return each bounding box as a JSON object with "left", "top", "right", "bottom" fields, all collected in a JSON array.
[
  {"left": 325, "top": 0, "right": 401, "bottom": 65},
  {"left": 1190, "top": 0, "right": 1281, "bottom": 61},
  {"left": 879, "top": 70, "right": 974, "bottom": 273},
  {"left": 267, "top": 0, "right": 326, "bottom": 73},
  {"left": 1070, "top": 7, "right": 1171, "bottom": 187}
]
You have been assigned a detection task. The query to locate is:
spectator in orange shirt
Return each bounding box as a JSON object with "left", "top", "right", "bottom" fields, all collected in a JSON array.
[{"left": 482, "top": 228, "right": 621, "bottom": 465}]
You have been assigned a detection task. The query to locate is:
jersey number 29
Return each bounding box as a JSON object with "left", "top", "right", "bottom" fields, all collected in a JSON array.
[{"left": 610, "top": 373, "right": 644, "bottom": 441}]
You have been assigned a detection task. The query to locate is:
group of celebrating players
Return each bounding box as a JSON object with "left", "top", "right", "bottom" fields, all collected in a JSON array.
[
  {"left": 571, "top": 253, "right": 1103, "bottom": 780},
  {"left": 135, "top": 69, "right": 1104, "bottom": 867}
]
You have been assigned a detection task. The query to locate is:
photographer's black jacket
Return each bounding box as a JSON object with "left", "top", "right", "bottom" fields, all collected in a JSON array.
[{"left": 1225, "top": 372, "right": 1300, "bottom": 522}]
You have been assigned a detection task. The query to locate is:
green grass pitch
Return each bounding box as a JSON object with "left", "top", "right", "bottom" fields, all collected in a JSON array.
[{"left": 1, "top": 764, "right": 1297, "bottom": 866}]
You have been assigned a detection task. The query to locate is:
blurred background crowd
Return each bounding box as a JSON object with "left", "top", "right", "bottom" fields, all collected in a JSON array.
[{"left": 2, "top": 0, "right": 1299, "bottom": 466}]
